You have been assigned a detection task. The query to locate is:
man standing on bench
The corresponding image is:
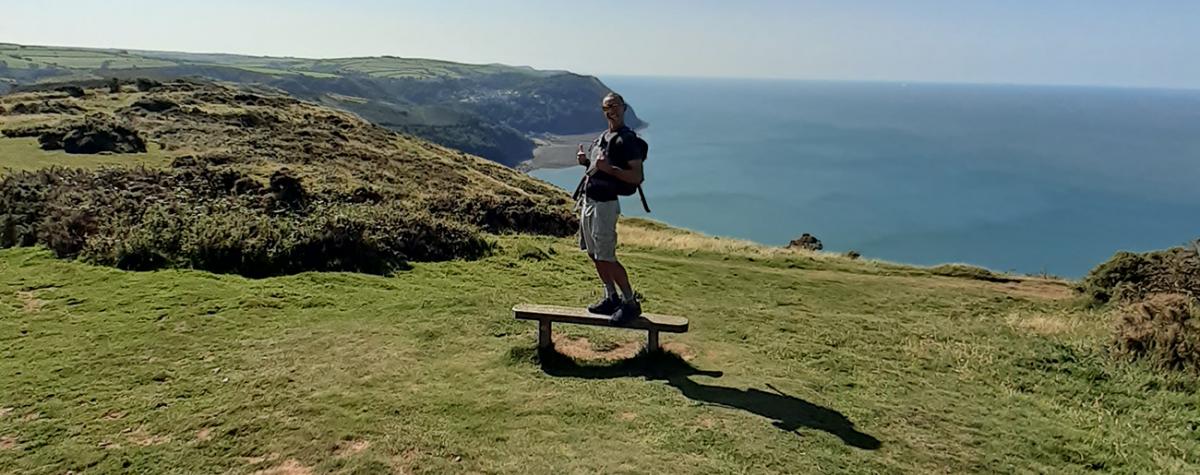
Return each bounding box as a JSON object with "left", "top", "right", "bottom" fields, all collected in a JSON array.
[{"left": 575, "top": 92, "right": 644, "bottom": 323}]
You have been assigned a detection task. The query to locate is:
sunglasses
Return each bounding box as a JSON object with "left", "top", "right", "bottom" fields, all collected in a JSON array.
[{"left": 602, "top": 104, "right": 623, "bottom": 111}]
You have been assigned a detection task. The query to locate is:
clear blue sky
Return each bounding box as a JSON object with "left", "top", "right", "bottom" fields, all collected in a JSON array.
[{"left": 3, "top": 0, "right": 1197, "bottom": 89}]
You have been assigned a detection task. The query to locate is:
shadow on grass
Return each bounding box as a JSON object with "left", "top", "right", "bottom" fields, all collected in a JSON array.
[{"left": 510, "top": 346, "right": 881, "bottom": 450}]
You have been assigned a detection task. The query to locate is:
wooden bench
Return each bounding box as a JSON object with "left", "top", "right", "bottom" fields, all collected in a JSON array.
[{"left": 513, "top": 304, "right": 689, "bottom": 352}]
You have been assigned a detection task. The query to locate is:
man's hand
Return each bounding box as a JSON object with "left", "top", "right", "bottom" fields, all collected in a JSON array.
[
  {"left": 594, "top": 149, "right": 616, "bottom": 174},
  {"left": 576, "top": 144, "right": 589, "bottom": 167}
]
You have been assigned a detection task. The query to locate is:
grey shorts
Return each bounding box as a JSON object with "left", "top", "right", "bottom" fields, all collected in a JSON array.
[{"left": 579, "top": 197, "right": 620, "bottom": 262}]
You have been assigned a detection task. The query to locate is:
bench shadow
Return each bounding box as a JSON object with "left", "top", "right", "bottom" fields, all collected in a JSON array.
[{"left": 522, "top": 346, "right": 881, "bottom": 450}]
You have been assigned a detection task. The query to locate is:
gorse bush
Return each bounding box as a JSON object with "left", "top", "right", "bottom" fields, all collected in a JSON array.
[
  {"left": 428, "top": 192, "right": 576, "bottom": 237},
  {"left": 1112, "top": 293, "right": 1200, "bottom": 372},
  {"left": 0, "top": 168, "right": 66, "bottom": 247},
  {"left": 1080, "top": 248, "right": 1200, "bottom": 305},
  {"left": 81, "top": 202, "right": 490, "bottom": 277},
  {"left": 0, "top": 164, "right": 493, "bottom": 277}
]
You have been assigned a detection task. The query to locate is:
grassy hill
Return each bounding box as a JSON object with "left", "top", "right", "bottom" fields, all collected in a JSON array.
[
  {"left": 0, "top": 43, "right": 645, "bottom": 166},
  {"left": 2, "top": 220, "right": 1198, "bottom": 473},
  {"left": 1, "top": 79, "right": 575, "bottom": 276},
  {"left": 0, "top": 44, "right": 556, "bottom": 80}
]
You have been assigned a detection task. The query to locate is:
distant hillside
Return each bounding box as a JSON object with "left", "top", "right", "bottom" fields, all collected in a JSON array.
[{"left": 0, "top": 43, "right": 644, "bottom": 166}]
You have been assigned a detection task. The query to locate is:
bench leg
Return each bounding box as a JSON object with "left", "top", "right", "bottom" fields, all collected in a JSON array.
[
  {"left": 538, "top": 320, "right": 553, "bottom": 349},
  {"left": 647, "top": 329, "right": 660, "bottom": 353}
]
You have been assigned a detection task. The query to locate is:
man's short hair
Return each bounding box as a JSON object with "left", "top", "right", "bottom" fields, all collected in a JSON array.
[{"left": 603, "top": 92, "right": 625, "bottom": 106}]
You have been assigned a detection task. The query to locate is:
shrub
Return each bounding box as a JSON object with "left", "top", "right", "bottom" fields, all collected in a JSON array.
[
  {"left": 80, "top": 202, "right": 491, "bottom": 277},
  {"left": 1080, "top": 247, "right": 1200, "bottom": 305},
  {"left": 0, "top": 169, "right": 70, "bottom": 248},
  {"left": 1112, "top": 293, "right": 1200, "bottom": 372},
  {"left": 135, "top": 78, "right": 162, "bottom": 92},
  {"left": 428, "top": 193, "right": 576, "bottom": 237}
]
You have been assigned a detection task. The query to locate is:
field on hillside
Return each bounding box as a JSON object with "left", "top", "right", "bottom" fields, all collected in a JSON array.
[
  {"left": 2, "top": 221, "right": 1197, "bottom": 474},
  {"left": 0, "top": 138, "right": 171, "bottom": 175},
  {"left": 0, "top": 44, "right": 545, "bottom": 81}
]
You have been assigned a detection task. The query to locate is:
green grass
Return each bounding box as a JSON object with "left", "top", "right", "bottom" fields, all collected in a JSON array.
[
  {"left": 1, "top": 233, "right": 1197, "bottom": 474},
  {"left": 0, "top": 138, "right": 172, "bottom": 175}
]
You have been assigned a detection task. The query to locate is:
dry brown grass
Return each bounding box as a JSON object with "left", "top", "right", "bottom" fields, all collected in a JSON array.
[
  {"left": 1006, "top": 311, "right": 1088, "bottom": 336},
  {"left": 618, "top": 218, "right": 837, "bottom": 261}
]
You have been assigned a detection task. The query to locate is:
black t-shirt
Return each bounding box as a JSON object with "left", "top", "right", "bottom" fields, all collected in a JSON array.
[{"left": 585, "top": 127, "right": 642, "bottom": 202}]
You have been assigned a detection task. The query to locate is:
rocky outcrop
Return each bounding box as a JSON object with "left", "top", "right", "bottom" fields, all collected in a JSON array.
[{"left": 787, "top": 233, "right": 823, "bottom": 251}]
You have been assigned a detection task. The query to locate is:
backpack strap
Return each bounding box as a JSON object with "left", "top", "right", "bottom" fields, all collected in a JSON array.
[
  {"left": 637, "top": 185, "right": 651, "bottom": 213},
  {"left": 610, "top": 127, "right": 652, "bottom": 213},
  {"left": 571, "top": 133, "right": 606, "bottom": 201},
  {"left": 619, "top": 128, "right": 652, "bottom": 213}
]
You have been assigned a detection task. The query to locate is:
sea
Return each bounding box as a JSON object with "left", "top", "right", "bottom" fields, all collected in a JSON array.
[{"left": 531, "top": 76, "right": 1200, "bottom": 278}]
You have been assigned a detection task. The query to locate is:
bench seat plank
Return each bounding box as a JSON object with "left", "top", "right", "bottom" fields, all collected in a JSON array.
[{"left": 513, "top": 304, "right": 689, "bottom": 333}]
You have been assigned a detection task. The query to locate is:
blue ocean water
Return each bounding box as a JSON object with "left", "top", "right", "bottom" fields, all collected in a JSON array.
[{"left": 532, "top": 77, "right": 1200, "bottom": 278}]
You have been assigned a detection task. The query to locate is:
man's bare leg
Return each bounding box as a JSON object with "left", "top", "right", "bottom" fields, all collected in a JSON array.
[
  {"left": 606, "top": 260, "right": 634, "bottom": 300},
  {"left": 592, "top": 258, "right": 617, "bottom": 297}
]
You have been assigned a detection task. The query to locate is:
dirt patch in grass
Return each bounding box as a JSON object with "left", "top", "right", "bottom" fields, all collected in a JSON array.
[
  {"left": 252, "top": 459, "right": 313, "bottom": 475},
  {"left": 335, "top": 439, "right": 370, "bottom": 458},
  {"left": 389, "top": 449, "right": 423, "bottom": 475},
  {"left": 553, "top": 335, "right": 643, "bottom": 361},
  {"left": 662, "top": 342, "right": 697, "bottom": 360},
  {"left": 244, "top": 453, "right": 281, "bottom": 465},
  {"left": 17, "top": 291, "right": 43, "bottom": 313},
  {"left": 0, "top": 436, "right": 16, "bottom": 450},
  {"left": 127, "top": 425, "right": 171, "bottom": 446},
  {"left": 552, "top": 335, "right": 697, "bottom": 362}
]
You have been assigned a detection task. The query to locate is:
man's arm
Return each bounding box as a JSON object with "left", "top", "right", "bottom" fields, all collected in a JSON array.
[
  {"left": 593, "top": 135, "right": 644, "bottom": 184},
  {"left": 604, "top": 159, "right": 643, "bottom": 185}
]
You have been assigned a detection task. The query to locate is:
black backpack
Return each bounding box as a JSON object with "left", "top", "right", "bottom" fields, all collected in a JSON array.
[{"left": 572, "top": 127, "right": 651, "bottom": 212}]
